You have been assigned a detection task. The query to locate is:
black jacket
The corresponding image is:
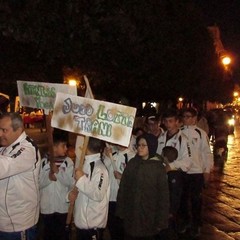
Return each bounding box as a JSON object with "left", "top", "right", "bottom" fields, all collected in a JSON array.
[{"left": 116, "top": 154, "right": 169, "bottom": 237}]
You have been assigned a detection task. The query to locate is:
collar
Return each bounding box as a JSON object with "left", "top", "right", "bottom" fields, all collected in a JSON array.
[
  {"left": 4, "top": 131, "right": 27, "bottom": 153},
  {"left": 85, "top": 153, "right": 101, "bottom": 164}
]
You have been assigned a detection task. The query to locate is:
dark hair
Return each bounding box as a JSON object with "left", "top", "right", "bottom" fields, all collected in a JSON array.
[
  {"left": 162, "top": 108, "right": 179, "bottom": 120},
  {"left": 0, "top": 112, "right": 23, "bottom": 131},
  {"left": 133, "top": 127, "right": 145, "bottom": 136},
  {"left": 182, "top": 107, "right": 198, "bottom": 117},
  {"left": 88, "top": 137, "right": 105, "bottom": 154},
  {"left": 162, "top": 146, "right": 178, "bottom": 163},
  {"left": 52, "top": 129, "right": 68, "bottom": 145}
]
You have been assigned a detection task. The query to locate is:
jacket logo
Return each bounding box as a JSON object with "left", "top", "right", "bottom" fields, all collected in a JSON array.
[
  {"left": 11, "top": 147, "right": 25, "bottom": 158},
  {"left": 98, "top": 173, "right": 104, "bottom": 190}
]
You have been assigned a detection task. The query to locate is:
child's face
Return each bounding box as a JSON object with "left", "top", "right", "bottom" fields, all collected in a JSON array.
[
  {"left": 137, "top": 138, "right": 149, "bottom": 160},
  {"left": 54, "top": 142, "right": 68, "bottom": 157}
]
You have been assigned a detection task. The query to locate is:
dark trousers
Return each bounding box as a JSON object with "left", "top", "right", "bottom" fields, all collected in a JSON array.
[
  {"left": 168, "top": 171, "right": 184, "bottom": 217},
  {"left": 41, "top": 213, "right": 68, "bottom": 240},
  {"left": 0, "top": 225, "right": 37, "bottom": 240},
  {"left": 107, "top": 202, "right": 124, "bottom": 240},
  {"left": 76, "top": 228, "right": 104, "bottom": 240},
  {"left": 178, "top": 173, "right": 204, "bottom": 227}
]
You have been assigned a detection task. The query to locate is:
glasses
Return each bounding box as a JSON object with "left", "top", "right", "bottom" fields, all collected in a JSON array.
[
  {"left": 183, "top": 115, "right": 193, "bottom": 118},
  {"left": 137, "top": 144, "right": 148, "bottom": 148}
]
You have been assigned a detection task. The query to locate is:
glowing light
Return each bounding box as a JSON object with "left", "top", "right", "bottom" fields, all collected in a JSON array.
[
  {"left": 222, "top": 56, "right": 231, "bottom": 66},
  {"left": 233, "top": 91, "right": 239, "bottom": 97},
  {"left": 68, "top": 79, "right": 77, "bottom": 86}
]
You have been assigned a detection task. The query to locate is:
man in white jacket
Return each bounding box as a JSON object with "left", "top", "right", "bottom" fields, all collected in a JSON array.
[
  {"left": 0, "top": 112, "right": 41, "bottom": 240},
  {"left": 69, "top": 137, "right": 110, "bottom": 240},
  {"left": 179, "top": 108, "right": 213, "bottom": 238}
]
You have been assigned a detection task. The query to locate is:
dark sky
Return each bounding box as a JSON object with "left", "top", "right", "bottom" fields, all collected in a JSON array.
[{"left": 197, "top": 1, "right": 240, "bottom": 54}]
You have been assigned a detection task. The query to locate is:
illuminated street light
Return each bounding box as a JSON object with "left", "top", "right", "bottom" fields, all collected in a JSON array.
[
  {"left": 177, "top": 97, "right": 184, "bottom": 109},
  {"left": 221, "top": 56, "right": 231, "bottom": 66},
  {"left": 68, "top": 79, "right": 77, "bottom": 86},
  {"left": 233, "top": 91, "right": 239, "bottom": 97}
]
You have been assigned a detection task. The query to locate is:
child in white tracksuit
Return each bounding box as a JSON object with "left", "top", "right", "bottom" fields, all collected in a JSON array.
[{"left": 39, "top": 130, "right": 74, "bottom": 240}]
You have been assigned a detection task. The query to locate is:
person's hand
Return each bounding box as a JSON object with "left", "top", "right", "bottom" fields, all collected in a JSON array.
[
  {"left": 114, "top": 171, "right": 122, "bottom": 180},
  {"left": 49, "top": 172, "right": 57, "bottom": 181},
  {"left": 68, "top": 187, "right": 79, "bottom": 204},
  {"left": 75, "top": 169, "right": 85, "bottom": 181},
  {"left": 51, "top": 162, "right": 59, "bottom": 174},
  {"left": 164, "top": 163, "right": 172, "bottom": 173},
  {"left": 104, "top": 146, "right": 113, "bottom": 158}
]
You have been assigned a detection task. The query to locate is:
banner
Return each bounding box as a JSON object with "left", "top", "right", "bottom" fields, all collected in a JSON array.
[
  {"left": 51, "top": 92, "right": 136, "bottom": 147},
  {"left": 17, "top": 81, "right": 77, "bottom": 113}
]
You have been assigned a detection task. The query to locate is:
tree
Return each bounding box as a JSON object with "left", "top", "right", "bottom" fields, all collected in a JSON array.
[{"left": 0, "top": 0, "right": 232, "bottom": 104}]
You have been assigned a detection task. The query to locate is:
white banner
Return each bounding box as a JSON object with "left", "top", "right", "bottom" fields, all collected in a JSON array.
[
  {"left": 51, "top": 92, "right": 136, "bottom": 147},
  {"left": 17, "top": 81, "right": 77, "bottom": 113}
]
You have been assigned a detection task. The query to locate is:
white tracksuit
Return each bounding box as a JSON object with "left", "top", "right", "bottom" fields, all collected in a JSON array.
[
  {"left": 156, "top": 130, "right": 192, "bottom": 172},
  {"left": 74, "top": 153, "right": 110, "bottom": 229},
  {"left": 39, "top": 156, "right": 75, "bottom": 214},
  {"left": 0, "top": 132, "right": 41, "bottom": 232},
  {"left": 104, "top": 148, "right": 135, "bottom": 202},
  {"left": 181, "top": 125, "right": 213, "bottom": 174}
]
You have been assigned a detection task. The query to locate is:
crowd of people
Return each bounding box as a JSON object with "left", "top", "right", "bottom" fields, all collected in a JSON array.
[{"left": 0, "top": 107, "right": 213, "bottom": 240}]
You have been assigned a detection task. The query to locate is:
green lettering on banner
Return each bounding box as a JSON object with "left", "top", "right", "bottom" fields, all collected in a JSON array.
[
  {"left": 35, "top": 97, "right": 54, "bottom": 109},
  {"left": 97, "top": 105, "right": 107, "bottom": 120},
  {"left": 23, "top": 83, "right": 56, "bottom": 97}
]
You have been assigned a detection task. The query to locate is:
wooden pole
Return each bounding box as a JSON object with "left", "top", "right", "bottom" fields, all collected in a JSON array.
[
  {"left": 65, "top": 136, "right": 89, "bottom": 225},
  {"left": 45, "top": 113, "right": 55, "bottom": 171}
]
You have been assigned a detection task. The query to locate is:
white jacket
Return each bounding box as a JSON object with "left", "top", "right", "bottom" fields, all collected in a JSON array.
[
  {"left": 181, "top": 125, "right": 213, "bottom": 174},
  {"left": 39, "top": 156, "right": 75, "bottom": 214},
  {"left": 74, "top": 153, "right": 110, "bottom": 229},
  {"left": 0, "top": 132, "right": 41, "bottom": 232},
  {"left": 104, "top": 148, "right": 135, "bottom": 201},
  {"left": 157, "top": 130, "right": 192, "bottom": 172}
]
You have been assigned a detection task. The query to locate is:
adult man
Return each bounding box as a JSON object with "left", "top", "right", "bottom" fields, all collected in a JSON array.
[
  {"left": 179, "top": 108, "right": 213, "bottom": 238},
  {"left": 0, "top": 112, "right": 41, "bottom": 239},
  {"left": 69, "top": 137, "right": 110, "bottom": 240}
]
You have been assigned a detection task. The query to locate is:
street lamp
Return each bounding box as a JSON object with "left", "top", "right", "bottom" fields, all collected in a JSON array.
[
  {"left": 221, "top": 55, "right": 232, "bottom": 72},
  {"left": 68, "top": 79, "right": 77, "bottom": 86},
  {"left": 178, "top": 97, "right": 184, "bottom": 109},
  {"left": 221, "top": 56, "right": 231, "bottom": 66}
]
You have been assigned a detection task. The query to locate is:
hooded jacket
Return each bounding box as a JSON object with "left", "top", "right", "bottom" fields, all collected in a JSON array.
[{"left": 116, "top": 133, "right": 169, "bottom": 237}]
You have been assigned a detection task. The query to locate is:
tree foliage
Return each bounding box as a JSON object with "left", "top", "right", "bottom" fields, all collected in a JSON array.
[{"left": 0, "top": 0, "right": 232, "bottom": 104}]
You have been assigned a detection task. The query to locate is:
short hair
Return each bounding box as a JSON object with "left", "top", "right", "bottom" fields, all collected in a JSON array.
[
  {"left": 182, "top": 107, "right": 198, "bottom": 117},
  {"left": 0, "top": 112, "right": 23, "bottom": 131},
  {"left": 162, "top": 146, "right": 178, "bottom": 163},
  {"left": 87, "top": 137, "right": 105, "bottom": 154},
  {"left": 162, "top": 108, "right": 179, "bottom": 120},
  {"left": 52, "top": 129, "right": 68, "bottom": 145}
]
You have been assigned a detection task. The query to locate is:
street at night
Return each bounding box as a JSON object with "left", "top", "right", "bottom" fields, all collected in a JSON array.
[{"left": 200, "top": 127, "right": 240, "bottom": 240}]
